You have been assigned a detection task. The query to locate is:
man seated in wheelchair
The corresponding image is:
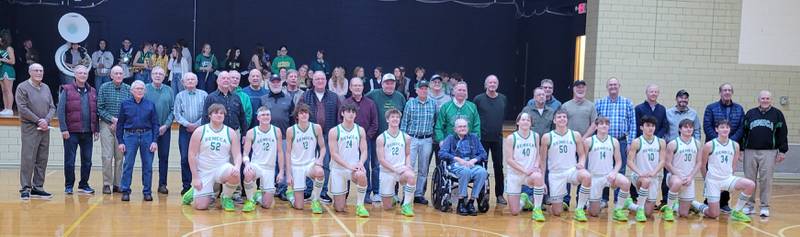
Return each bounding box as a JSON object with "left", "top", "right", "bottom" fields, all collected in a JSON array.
[{"left": 438, "top": 117, "right": 488, "bottom": 216}]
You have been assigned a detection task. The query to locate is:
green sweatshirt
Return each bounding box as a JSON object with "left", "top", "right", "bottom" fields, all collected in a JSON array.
[
  {"left": 366, "top": 89, "right": 406, "bottom": 133},
  {"left": 194, "top": 54, "right": 218, "bottom": 72},
  {"left": 434, "top": 100, "right": 481, "bottom": 142},
  {"left": 234, "top": 87, "right": 252, "bottom": 129},
  {"left": 271, "top": 55, "right": 296, "bottom": 74}
]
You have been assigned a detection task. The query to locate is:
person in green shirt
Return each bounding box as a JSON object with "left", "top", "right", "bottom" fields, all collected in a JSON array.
[
  {"left": 366, "top": 73, "right": 406, "bottom": 133},
  {"left": 194, "top": 43, "right": 218, "bottom": 92},
  {"left": 271, "top": 45, "right": 295, "bottom": 74},
  {"left": 229, "top": 70, "right": 252, "bottom": 130},
  {"left": 143, "top": 67, "right": 174, "bottom": 194},
  {"left": 435, "top": 81, "right": 480, "bottom": 144}
]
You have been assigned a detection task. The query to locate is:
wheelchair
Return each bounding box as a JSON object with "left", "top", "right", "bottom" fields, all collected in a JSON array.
[{"left": 430, "top": 156, "right": 490, "bottom": 213}]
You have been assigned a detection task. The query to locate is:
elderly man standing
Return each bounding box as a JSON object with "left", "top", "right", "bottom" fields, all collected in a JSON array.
[
  {"left": 742, "top": 90, "right": 788, "bottom": 217},
  {"left": 473, "top": 75, "right": 508, "bottom": 205},
  {"left": 174, "top": 72, "right": 207, "bottom": 195},
  {"left": 57, "top": 65, "right": 98, "bottom": 195},
  {"left": 230, "top": 70, "right": 253, "bottom": 129},
  {"left": 635, "top": 84, "right": 668, "bottom": 138},
  {"left": 243, "top": 69, "right": 268, "bottom": 126},
  {"left": 439, "top": 118, "right": 488, "bottom": 216},
  {"left": 302, "top": 71, "right": 342, "bottom": 203},
  {"left": 401, "top": 80, "right": 436, "bottom": 205},
  {"left": 261, "top": 72, "right": 296, "bottom": 200},
  {"left": 202, "top": 71, "right": 246, "bottom": 132},
  {"left": 342, "top": 77, "right": 379, "bottom": 204},
  {"left": 283, "top": 69, "right": 305, "bottom": 105},
  {"left": 97, "top": 66, "right": 132, "bottom": 194},
  {"left": 144, "top": 67, "right": 174, "bottom": 194},
  {"left": 522, "top": 87, "right": 554, "bottom": 136},
  {"left": 16, "top": 63, "right": 56, "bottom": 200},
  {"left": 435, "top": 81, "right": 480, "bottom": 146},
  {"left": 117, "top": 80, "right": 159, "bottom": 201},
  {"left": 595, "top": 77, "right": 636, "bottom": 199},
  {"left": 366, "top": 72, "right": 406, "bottom": 202},
  {"left": 702, "top": 83, "right": 745, "bottom": 213}
]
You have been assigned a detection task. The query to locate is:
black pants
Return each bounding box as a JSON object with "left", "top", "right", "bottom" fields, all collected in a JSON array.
[{"left": 481, "top": 140, "right": 504, "bottom": 196}]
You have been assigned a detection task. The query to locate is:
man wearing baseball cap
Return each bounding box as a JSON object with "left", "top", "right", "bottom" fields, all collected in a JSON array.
[{"left": 365, "top": 73, "right": 406, "bottom": 203}]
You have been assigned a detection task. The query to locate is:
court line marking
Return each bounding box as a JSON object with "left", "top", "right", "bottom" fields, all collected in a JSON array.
[
  {"left": 553, "top": 215, "right": 608, "bottom": 237},
  {"left": 180, "top": 216, "right": 509, "bottom": 237},
  {"left": 46, "top": 170, "right": 56, "bottom": 177},
  {"left": 771, "top": 193, "right": 800, "bottom": 199},
  {"left": 778, "top": 225, "right": 800, "bottom": 237},
  {"left": 323, "top": 204, "right": 355, "bottom": 237},
  {"left": 741, "top": 223, "right": 779, "bottom": 237},
  {"left": 62, "top": 198, "right": 100, "bottom": 237}
]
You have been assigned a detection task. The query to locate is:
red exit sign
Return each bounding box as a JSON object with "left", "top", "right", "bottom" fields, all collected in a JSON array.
[{"left": 577, "top": 3, "right": 587, "bottom": 14}]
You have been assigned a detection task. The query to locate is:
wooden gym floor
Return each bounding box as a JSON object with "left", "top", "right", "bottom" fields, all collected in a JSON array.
[{"left": 2, "top": 169, "right": 800, "bottom": 237}]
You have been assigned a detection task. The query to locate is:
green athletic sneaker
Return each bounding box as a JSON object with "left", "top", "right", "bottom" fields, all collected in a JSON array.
[
  {"left": 636, "top": 208, "right": 647, "bottom": 222},
  {"left": 520, "top": 193, "right": 534, "bottom": 210},
  {"left": 285, "top": 187, "right": 295, "bottom": 207},
  {"left": 623, "top": 198, "right": 634, "bottom": 210},
  {"left": 730, "top": 210, "right": 751, "bottom": 223},
  {"left": 562, "top": 202, "right": 570, "bottom": 212},
  {"left": 222, "top": 197, "right": 236, "bottom": 212},
  {"left": 242, "top": 199, "right": 256, "bottom": 212},
  {"left": 662, "top": 207, "right": 675, "bottom": 221},
  {"left": 574, "top": 209, "right": 588, "bottom": 222},
  {"left": 531, "top": 208, "right": 546, "bottom": 222},
  {"left": 311, "top": 200, "right": 323, "bottom": 214},
  {"left": 181, "top": 188, "right": 194, "bottom": 205},
  {"left": 252, "top": 189, "right": 263, "bottom": 206},
  {"left": 401, "top": 204, "right": 415, "bottom": 217},
  {"left": 356, "top": 204, "right": 370, "bottom": 217},
  {"left": 612, "top": 208, "right": 628, "bottom": 222}
]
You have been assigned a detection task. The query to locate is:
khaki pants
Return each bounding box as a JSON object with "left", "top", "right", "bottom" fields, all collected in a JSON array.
[
  {"left": 100, "top": 121, "right": 124, "bottom": 187},
  {"left": 743, "top": 149, "right": 778, "bottom": 207},
  {"left": 19, "top": 123, "right": 50, "bottom": 191}
]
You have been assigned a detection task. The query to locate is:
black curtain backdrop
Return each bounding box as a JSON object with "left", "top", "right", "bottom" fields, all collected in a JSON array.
[{"left": 1, "top": 0, "right": 585, "bottom": 120}]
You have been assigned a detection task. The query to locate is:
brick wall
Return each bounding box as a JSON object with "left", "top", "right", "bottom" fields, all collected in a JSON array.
[{"left": 585, "top": 0, "right": 799, "bottom": 142}]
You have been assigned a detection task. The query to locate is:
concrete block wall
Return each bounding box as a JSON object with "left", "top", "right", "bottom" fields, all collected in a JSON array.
[{"left": 585, "top": 0, "right": 799, "bottom": 143}]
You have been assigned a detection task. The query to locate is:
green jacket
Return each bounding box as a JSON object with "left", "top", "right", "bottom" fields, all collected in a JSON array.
[
  {"left": 234, "top": 87, "right": 252, "bottom": 129},
  {"left": 271, "top": 55, "right": 296, "bottom": 74},
  {"left": 434, "top": 100, "right": 481, "bottom": 142}
]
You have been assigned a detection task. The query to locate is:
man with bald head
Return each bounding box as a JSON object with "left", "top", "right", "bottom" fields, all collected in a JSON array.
[
  {"left": 742, "top": 90, "right": 788, "bottom": 217},
  {"left": 57, "top": 65, "right": 99, "bottom": 195},
  {"left": 595, "top": 77, "right": 637, "bottom": 201},
  {"left": 342, "top": 77, "right": 379, "bottom": 203},
  {"left": 144, "top": 67, "right": 174, "bottom": 194},
  {"left": 202, "top": 71, "right": 246, "bottom": 132},
  {"left": 302, "top": 70, "right": 342, "bottom": 203},
  {"left": 473, "top": 75, "right": 508, "bottom": 205},
  {"left": 243, "top": 69, "right": 268, "bottom": 127},
  {"left": 16, "top": 63, "right": 56, "bottom": 200},
  {"left": 635, "top": 84, "right": 668, "bottom": 138},
  {"left": 97, "top": 65, "right": 132, "bottom": 194}
]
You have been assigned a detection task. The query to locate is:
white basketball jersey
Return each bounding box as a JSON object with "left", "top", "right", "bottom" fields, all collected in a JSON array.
[
  {"left": 707, "top": 138, "right": 736, "bottom": 180},
  {"left": 587, "top": 135, "right": 616, "bottom": 176},
  {"left": 251, "top": 126, "right": 278, "bottom": 167},
  {"left": 382, "top": 130, "right": 407, "bottom": 169},
  {"left": 547, "top": 129, "right": 577, "bottom": 173},
  {"left": 291, "top": 123, "right": 317, "bottom": 166},
  {"left": 635, "top": 136, "right": 661, "bottom": 173},
  {"left": 198, "top": 124, "right": 232, "bottom": 172},
  {"left": 507, "top": 131, "right": 538, "bottom": 176},
  {"left": 331, "top": 124, "right": 361, "bottom": 171},
  {"left": 671, "top": 137, "right": 698, "bottom": 177}
]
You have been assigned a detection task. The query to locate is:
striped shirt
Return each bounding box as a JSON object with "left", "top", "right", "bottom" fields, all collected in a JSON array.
[
  {"left": 595, "top": 95, "right": 636, "bottom": 144},
  {"left": 97, "top": 81, "right": 132, "bottom": 123},
  {"left": 401, "top": 97, "right": 436, "bottom": 137},
  {"left": 174, "top": 89, "right": 208, "bottom": 126}
]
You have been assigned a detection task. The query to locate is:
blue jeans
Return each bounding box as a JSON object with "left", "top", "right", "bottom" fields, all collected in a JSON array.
[
  {"left": 155, "top": 129, "right": 171, "bottom": 187},
  {"left": 411, "top": 137, "right": 433, "bottom": 197},
  {"left": 64, "top": 132, "right": 93, "bottom": 189},
  {"left": 171, "top": 73, "right": 184, "bottom": 98},
  {"left": 365, "top": 139, "right": 379, "bottom": 196},
  {"left": 321, "top": 132, "right": 332, "bottom": 196},
  {"left": 135, "top": 70, "right": 152, "bottom": 84},
  {"left": 120, "top": 130, "right": 155, "bottom": 195},
  {"left": 179, "top": 126, "right": 192, "bottom": 191},
  {"left": 448, "top": 163, "right": 488, "bottom": 198},
  {"left": 95, "top": 75, "right": 111, "bottom": 90}
]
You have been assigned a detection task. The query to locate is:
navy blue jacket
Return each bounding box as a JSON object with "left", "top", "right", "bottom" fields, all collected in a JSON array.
[
  {"left": 703, "top": 100, "right": 745, "bottom": 142},
  {"left": 635, "top": 102, "right": 668, "bottom": 138}
]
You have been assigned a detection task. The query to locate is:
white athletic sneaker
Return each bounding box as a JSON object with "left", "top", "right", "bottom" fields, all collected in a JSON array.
[
  {"left": 371, "top": 194, "right": 382, "bottom": 203},
  {"left": 0, "top": 109, "right": 13, "bottom": 117},
  {"left": 760, "top": 207, "right": 770, "bottom": 217},
  {"left": 742, "top": 204, "right": 754, "bottom": 215}
]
